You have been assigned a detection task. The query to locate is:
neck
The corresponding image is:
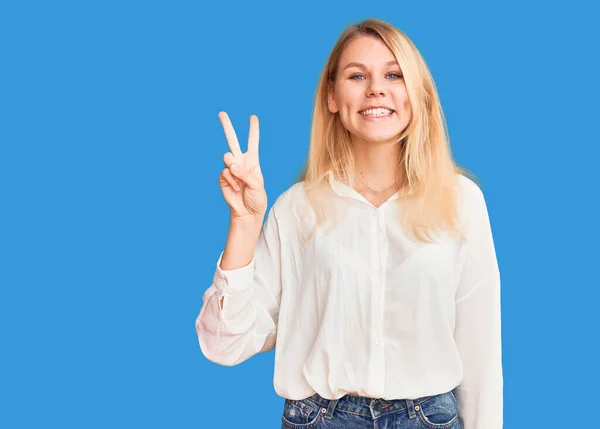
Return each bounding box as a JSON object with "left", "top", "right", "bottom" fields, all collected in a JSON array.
[{"left": 352, "top": 139, "right": 401, "bottom": 192}]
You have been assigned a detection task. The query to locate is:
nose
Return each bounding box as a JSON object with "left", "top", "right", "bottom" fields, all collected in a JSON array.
[{"left": 366, "top": 75, "right": 387, "bottom": 97}]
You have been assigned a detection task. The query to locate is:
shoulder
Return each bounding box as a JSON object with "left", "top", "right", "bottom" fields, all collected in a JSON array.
[
  {"left": 271, "top": 181, "right": 306, "bottom": 208},
  {"left": 454, "top": 172, "right": 489, "bottom": 230},
  {"left": 456, "top": 172, "right": 483, "bottom": 199},
  {"left": 267, "top": 181, "right": 310, "bottom": 220},
  {"left": 277, "top": 181, "right": 307, "bottom": 201},
  {"left": 456, "top": 172, "right": 485, "bottom": 209}
]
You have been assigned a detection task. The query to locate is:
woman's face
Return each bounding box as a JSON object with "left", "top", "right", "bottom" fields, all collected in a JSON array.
[{"left": 328, "top": 35, "right": 412, "bottom": 146}]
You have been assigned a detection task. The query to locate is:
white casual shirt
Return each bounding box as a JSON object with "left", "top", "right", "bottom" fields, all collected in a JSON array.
[{"left": 195, "top": 172, "right": 503, "bottom": 429}]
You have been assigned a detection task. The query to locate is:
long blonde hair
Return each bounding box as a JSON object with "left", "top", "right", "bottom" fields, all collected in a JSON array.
[{"left": 296, "top": 18, "right": 476, "bottom": 243}]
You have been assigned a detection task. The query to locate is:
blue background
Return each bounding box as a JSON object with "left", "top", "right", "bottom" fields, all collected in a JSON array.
[{"left": 2, "top": 0, "right": 598, "bottom": 428}]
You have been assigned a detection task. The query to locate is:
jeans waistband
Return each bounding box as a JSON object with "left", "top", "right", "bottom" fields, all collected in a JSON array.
[{"left": 305, "top": 390, "right": 452, "bottom": 420}]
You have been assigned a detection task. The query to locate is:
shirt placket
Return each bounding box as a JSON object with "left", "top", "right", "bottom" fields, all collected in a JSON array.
[{"left": 367, "top": 206, "right": 387, "bottom": 396}]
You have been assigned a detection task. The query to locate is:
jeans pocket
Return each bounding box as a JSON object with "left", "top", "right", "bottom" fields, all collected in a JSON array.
[
  {"left": 281, "top": 398, "right": 323, "bottom": 429},
  {"left": 416, "top": 391, "right": 460, "bottom": 428}
]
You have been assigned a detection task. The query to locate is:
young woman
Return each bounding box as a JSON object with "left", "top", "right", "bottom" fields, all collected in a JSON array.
[{"left": 195, "top": 18, "right": 502, "bottom": 429}]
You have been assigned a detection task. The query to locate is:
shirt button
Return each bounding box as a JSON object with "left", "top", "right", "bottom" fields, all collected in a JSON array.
[{"left": 374, "top": 339, "right": 382, "bottom": 346}]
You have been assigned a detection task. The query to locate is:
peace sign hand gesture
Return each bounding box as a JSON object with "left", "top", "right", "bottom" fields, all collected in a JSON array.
[{"left": 217, "top": 112, "right": 267, "bottom": 220}]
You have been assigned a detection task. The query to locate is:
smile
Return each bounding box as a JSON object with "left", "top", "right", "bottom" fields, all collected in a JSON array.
[{"left": 359, "top": 107, "right": 395, "bottom": 120}]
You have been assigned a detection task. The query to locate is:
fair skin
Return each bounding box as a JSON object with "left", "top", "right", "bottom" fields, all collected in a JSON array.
[{"left": 327, "top": 35, "right": 412, "bottom": 206}]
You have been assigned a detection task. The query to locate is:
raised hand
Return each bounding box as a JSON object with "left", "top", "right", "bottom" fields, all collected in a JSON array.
[{"left": 217, "top": 111, "right": 267, "bottom": 220}]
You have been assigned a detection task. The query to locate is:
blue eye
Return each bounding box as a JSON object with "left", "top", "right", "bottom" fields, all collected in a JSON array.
[
  {"left": 349, "top": 73, "right": 403, "bottom": 80},
  {"left": 387, "top": 73, "right": 403, "bottom": 79}
]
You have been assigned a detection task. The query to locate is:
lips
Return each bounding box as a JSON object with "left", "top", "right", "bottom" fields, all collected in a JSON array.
[
  {"left": 358, "top": 107, "right": 395, "bottom": 117},
  {"left": 359, "top": 109, "right": 395, "bottom": 118},
  {"left": 358, "top": 106, "right": 395, "bottom": 113}
]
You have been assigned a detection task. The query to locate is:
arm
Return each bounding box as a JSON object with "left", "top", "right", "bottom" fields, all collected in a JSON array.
[
  {"left": 217, "top": 214, "right": 264, "bottom": 309},
  {"left": 195, "top": 202, "right": 283, "bottom": 367},
  {"left": 454, "top": 186, "right": 503, "bottom": 429}
]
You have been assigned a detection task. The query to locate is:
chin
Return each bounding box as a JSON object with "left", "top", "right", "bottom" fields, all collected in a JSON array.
[{"left": 356, "top": 132, "right": 401, "bottom": 145}]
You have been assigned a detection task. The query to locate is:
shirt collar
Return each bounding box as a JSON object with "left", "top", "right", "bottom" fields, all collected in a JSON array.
[
  {"left": 326, "top": 171, "right": 358, "bottom": 199},
  {"left": 325, "top": 171, "right": 400, "bottom": 206}
]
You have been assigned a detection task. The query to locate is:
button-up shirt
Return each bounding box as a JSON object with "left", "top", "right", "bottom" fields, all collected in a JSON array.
[{"left": 195, "top": 172, "right": 503, "bottom": 429}]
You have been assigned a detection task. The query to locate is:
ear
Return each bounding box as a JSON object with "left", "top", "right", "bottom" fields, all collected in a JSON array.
[{"left": 327, "top": 79, "right": 339, "bottom": 113}]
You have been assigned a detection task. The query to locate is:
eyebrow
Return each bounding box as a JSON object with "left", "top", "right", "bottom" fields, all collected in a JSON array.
[{"left": 342, "top": 60, "right": 400, "bottom": 71}]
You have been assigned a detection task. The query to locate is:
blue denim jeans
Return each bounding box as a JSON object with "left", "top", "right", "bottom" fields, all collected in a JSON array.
[{"left": 281, "top": 389, "right": 462, "bottom": 429}]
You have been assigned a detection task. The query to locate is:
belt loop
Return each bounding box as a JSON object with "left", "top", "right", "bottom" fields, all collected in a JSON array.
[
  {"left": 324, "top": 399, "right": 339, "bottom": 419},
  {"left": 405, "top": 399, "right": 417, "bottom": 419}
]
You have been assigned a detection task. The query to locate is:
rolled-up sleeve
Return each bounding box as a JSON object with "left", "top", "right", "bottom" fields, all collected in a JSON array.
[
  {"left": 454, "top": 186, "right": 503, "bottom": 429},
  {"left": 195, "top": 202, "right": 283, "bottom": 367}
]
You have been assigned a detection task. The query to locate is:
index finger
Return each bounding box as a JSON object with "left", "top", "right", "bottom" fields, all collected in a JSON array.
[{"left": 218, "top": 111, "right": 242, "bottom": 156}]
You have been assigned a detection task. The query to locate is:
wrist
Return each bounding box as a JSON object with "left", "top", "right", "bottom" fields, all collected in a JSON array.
[{"left": 230, "top": 213, "right": 264, "bottom": 230}]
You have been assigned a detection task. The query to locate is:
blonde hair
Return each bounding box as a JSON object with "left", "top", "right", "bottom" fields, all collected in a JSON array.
[{"left": 296, "top": 18, "right": 477, "bottom": 243}]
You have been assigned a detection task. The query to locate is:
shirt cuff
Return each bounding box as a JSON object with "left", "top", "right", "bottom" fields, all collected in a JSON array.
[{"left": 212, "top": 251, "right": 255, "bottom": 294}]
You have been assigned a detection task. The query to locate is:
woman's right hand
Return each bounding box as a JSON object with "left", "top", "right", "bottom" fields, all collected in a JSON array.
[{"left": 217, "top": 111, "right": 267, "bottom": 220}]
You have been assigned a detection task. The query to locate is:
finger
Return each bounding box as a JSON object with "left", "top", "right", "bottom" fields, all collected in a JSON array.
[
  {"left": 218, "top": 111, "right": 242, "bottom": 157},
  {"left": 247, "top": 115, "right": 260, "bottom": 159},
  {"left": 223, "top": 152, "right": 235, "bottom": 168},
  {"left": 221, "top": 167, "right": 241, "bottom": 191},
  {"left": 230, "top": 162, "right": 262, "bottom": 191}
]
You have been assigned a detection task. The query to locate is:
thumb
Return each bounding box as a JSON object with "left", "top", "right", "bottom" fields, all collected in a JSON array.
[{"left": 230, "top": 163, "right": 262, "bottom": 190}]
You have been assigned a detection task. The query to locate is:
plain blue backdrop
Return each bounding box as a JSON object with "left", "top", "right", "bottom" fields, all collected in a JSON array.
[{"left": 1, "top": 0, "right": 599, "bottom": 428}]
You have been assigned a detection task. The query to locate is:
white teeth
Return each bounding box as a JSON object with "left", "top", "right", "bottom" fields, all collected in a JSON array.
[{"left": 359, "top": 108, "right": 394, "bottom": 117}]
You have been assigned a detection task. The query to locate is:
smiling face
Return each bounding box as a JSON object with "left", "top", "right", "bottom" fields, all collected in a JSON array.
[{"left": 328, "top": 35, "right": 412, "bottom": 147}]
